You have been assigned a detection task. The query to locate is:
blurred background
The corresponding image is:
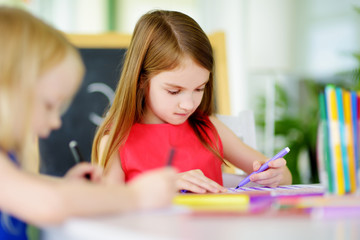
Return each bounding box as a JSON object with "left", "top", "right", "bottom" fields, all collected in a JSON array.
[{"left": 1, "top": 0, "right": 360, "bottom": 184}]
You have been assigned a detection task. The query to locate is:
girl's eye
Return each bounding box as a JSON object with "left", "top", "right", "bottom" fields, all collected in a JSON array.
[
  {"left": 168, "top": 90, "right": 180, "bottom": 95},
  {"left": 196, "top": 88, "right": 205, "bottom": 92}
]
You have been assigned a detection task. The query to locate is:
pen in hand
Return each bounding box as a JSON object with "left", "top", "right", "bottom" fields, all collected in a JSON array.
[
  {"left": 69, "top": 140, "right": 91, "bottom": 180},
  {"left": 166, "top": 148, "right": 175, "bottom": 166},
  {"left": 235, "top": 147, "right": 290, "bottom": 189},
  {"left": 166, "top": 148, "right": 186, "bottom": 194}
]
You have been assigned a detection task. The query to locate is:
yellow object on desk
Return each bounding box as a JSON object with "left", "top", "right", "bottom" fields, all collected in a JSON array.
[{"left": 173, "top": 193, "right": 249, "bottom": 211}]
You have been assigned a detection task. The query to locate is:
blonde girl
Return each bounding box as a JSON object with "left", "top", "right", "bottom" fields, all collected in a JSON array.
[
  {"left": 0, "top": 7, "right": 176, "bottom": 239},
  {"left": 92, "top": 10, "right": 292, "bottom": 194}
]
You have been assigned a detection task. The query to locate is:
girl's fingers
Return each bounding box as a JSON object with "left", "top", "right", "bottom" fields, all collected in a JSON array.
[
  {"left": 185, "top": 174, "right": 223, "bottom": 191},
  {"left": 65, "top": 163, "right": 104, "bottom": 182},
  {"left": 248, "top": 158, "right": 288, "bottom": 188},
  {"left": 268, "top": 158, "right": 286, "bottom": 168},
  {"left": 177, "top": 179, "right": 226, "bottom": 193},
  {"left": 179, "top": 175, "right": 220, "bottom": 193},
  {"left": 176, "top": 180, "right": 207, "bottom": 193},
  {"left": 254, "top": 175, "right": 283, "bottom": 187},
  {"left": 251, "top": 169, "right": 278, "bottom": 181},
  {"left": 250, "top": 168, "right": 283, "bottom": 187},
  {"left": 251, "top": 158, "right": 286, "bottom": 181},
  {"left": 177, "top": 170, "right": 226, "bottom": 193},
  {"left": 253, "top": 161, "right": 261, "bottom": 171},
  {"left": 188, "top": 171, "right": 226, "bottom": 192},
  {"left": 89, "top": 165, "right": 104, "bottom": 183},
  {"left": 251, "top": 167, "right": 284, "bottom": 181}
]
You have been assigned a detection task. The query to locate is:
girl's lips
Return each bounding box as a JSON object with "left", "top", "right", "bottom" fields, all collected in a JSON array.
[{"left": 175, "top": 113, "right": 189, "bottom": 117}]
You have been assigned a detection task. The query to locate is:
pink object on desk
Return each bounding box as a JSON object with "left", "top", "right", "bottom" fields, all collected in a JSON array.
[{"left": 312, "top": 207, "right": 360, "bottom": 219}]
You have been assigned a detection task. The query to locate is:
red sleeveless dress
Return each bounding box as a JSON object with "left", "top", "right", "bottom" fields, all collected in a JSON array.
[{"left": 119, "top": 117, "right": 224, "bottom": 185}]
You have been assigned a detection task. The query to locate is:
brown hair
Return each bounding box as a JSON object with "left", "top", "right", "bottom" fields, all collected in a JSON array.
[{"left": 92, "top": 10, "right": 222, "bottom": 168}]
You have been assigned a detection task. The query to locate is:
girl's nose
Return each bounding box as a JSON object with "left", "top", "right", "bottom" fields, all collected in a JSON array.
[{"left": 179, "top": 94, "right": 194, "bottom": 111}]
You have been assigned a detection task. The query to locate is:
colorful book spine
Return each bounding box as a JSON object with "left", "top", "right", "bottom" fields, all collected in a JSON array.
[
  {"left": 318, "top": 93, "right": 333, "bottom": 193},
  {"left": 324, "top": 85, "right": 345, "bottom": 195},
  {"left": 336, "top": 87, "right": 350, "bottom": 192},
  {"left": 351, "top": 91, "right": 358, "bottom": 189},
  {"left": 319, "top": 85, "right": 360, "bottom": 195},
  {"left": 343, "top": 90, "right": 356, "bottom": 193}
]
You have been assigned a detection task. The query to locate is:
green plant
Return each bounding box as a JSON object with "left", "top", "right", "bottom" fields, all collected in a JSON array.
[
  {"left": 256, "top": 80, "right": 324, "bottom": 184},
  {"left": 255, "top": 5, "right": 360, "bottom": 184}
]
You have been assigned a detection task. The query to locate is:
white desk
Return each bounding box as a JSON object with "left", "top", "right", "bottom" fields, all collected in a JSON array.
[{"left": 42, "top": 205, "right": 360, "bottom": 240}]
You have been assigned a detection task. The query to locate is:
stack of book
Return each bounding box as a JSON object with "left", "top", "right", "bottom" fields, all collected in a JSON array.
[{"left": 317, "top": 85, "right": 360, "bottom": 195}]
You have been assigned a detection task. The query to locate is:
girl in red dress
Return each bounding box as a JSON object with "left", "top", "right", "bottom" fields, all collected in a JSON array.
[{"left": 92, "top": 10, "right": 292, "bottom": 193}]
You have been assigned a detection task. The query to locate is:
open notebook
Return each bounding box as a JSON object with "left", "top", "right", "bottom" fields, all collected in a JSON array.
[
  {"left": 227, "top": 184, "right": 325, "bottom": 196},
  {"left": 173, "top": 184, "right": 326, "bottom": 213}
]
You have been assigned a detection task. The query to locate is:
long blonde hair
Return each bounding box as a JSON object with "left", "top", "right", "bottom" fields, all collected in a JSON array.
[
  {"left": 0, "top": 7, "right": 84, "bottom": 165},
  {"left": 92, "top": 10, "right": 222, "bottom": 168}
]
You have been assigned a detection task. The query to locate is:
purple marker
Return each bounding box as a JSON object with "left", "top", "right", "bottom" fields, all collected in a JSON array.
[{"left": 235, "top": 147, "right": 290, "bottom": 189}]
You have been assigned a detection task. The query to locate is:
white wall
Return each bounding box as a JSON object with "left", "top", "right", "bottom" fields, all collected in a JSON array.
[
  {"left": 7, "top": 0, "right": 360, "bottom": 102},
  {"left": 200, "top": 0, "right": 248, "bottom": 115},
  {"left": 293, "top": 0, "right": 360, "bottom": 78},
  {"left": 246, "top": 0, "right": 295, "bottom": 72},
  {"left": 4, "top": 0, "right": 360, "bottom": 155},
  {"left": 117, "top": 0, "right": 200, "bottom": 33},
  {"left": 25, "top": 0, "right": 107, "bottom": 33}
]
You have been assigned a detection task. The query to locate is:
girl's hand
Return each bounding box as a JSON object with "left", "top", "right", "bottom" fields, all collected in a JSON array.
[
  {"left": 249, "top": 158, "right": 287, "bottom": 187},
  {"left": 64, "top": 162, "right": 103, "bottom": 183},
  {"left": 128, "top": 168, "right": 177, "bottom": 210},
  {"left": 176, "top": 169, "right": 227, "bottom": 193}
]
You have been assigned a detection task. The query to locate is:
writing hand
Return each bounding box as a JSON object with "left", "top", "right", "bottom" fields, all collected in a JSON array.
[
  {"left": 249, "top": 158, "right": 287, "bottom": 188},
  {"left": 64, "top": 162, "right": 103, "bottom": 183},
  {"left": 176, "top": 169, "right": 227, "bottom": 193}
]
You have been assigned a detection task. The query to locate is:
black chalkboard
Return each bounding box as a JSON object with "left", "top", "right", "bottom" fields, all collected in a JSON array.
[{"left": 39, "top": 48, "right": 126, "bottom": 176}]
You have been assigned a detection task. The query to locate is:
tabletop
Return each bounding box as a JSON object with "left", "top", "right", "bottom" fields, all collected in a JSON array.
[{"left": 42, "top": 187, "right": 360, "bottom": 240}]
